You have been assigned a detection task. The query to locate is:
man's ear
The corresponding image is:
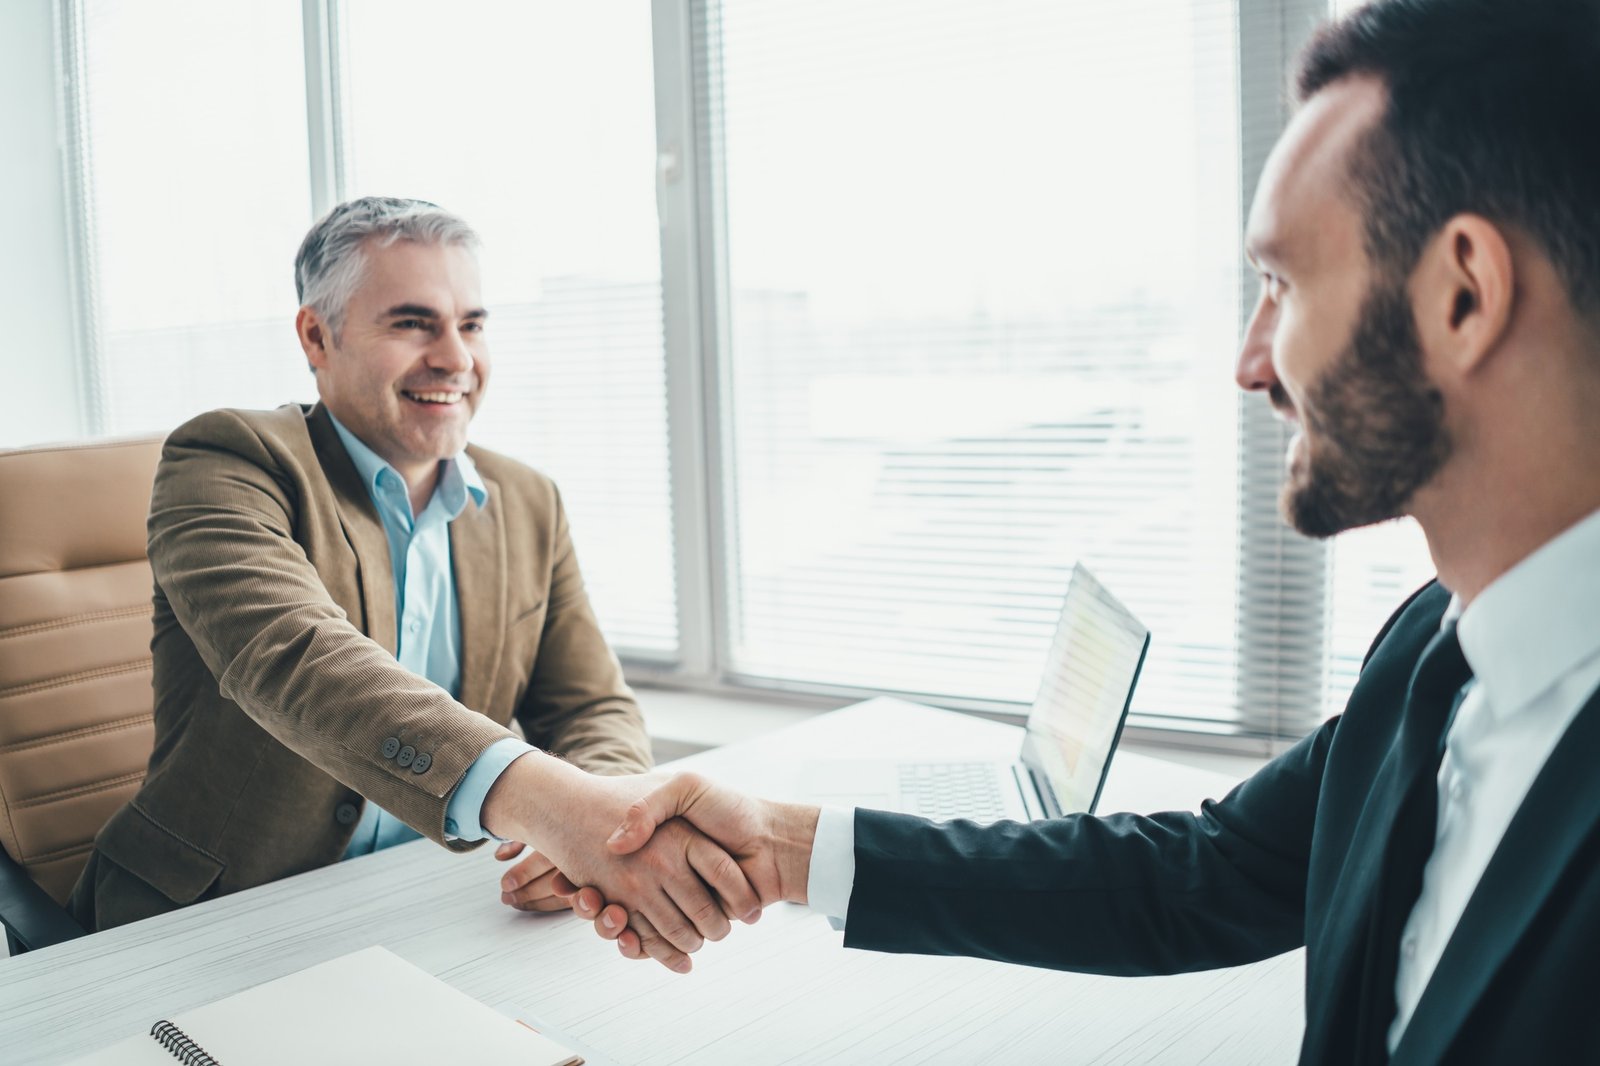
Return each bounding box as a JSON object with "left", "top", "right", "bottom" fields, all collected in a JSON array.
[
  {"left": 1411, "top": 214, "right": 1515, "bottom": 381},
  {"left": 296, "top": 306, "right": 333, "bottom": 372}
]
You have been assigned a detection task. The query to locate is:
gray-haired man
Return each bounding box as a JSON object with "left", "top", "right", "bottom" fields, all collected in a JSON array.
[{"left": 69, "top": 198, "right": 756, "bottom": 969}]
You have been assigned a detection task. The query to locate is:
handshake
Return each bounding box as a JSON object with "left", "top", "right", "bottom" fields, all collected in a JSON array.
[{"left": 481, "top": 754, "right": 821, "bottom": 973}]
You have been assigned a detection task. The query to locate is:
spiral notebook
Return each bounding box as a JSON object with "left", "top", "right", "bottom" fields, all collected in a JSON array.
[{"left": 66, "top": 946, "right": 582, "bottom": 1066}]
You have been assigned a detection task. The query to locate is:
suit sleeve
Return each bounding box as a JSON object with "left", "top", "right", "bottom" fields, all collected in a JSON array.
[
  {"left": 148, "top": 411, "right": 514, "bottom": 845},
  {"left": 513, "top": 484, "right": 652, "bottom": 777},
  {"left": 844, "top": 717, "right": 1334, "bottom": 975}
]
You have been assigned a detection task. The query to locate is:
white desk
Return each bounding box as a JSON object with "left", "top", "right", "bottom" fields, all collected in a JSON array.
[{"left": 2, "top": 700, "right": 1305, "bottom": 1065}]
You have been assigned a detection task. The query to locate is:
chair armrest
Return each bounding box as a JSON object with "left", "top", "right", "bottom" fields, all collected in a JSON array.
[{"left": 0, "top": 848, "right": 87, "bottom": 954}]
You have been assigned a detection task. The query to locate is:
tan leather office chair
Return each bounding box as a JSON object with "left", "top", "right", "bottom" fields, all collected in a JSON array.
[{"left": 0, "top": 435, "right": 163, "bottom": 953}]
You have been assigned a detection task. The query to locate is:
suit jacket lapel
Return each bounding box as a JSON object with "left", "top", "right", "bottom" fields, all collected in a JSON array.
[
  {"left": 305, "top": 404, "right": 397, "bottom": 655},
  {"left": 1302, "top": 583, "right": 1451, "bottom": 1060},
  {"left": 1305, "top": 741, "right": 1416, "bottom": 1048},
  {"left": 1392, "top": 682, "right": 1600, "bottom": 1065},
  {"left": 450, "top": 472, "right": 506, "bottom": 715}
]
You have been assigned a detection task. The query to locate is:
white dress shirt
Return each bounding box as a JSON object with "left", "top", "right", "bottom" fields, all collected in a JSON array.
[
  {"left": 1389, "top": 506, "right": 1600, "bottom": 1050},
  {"left": 804, "top": 508, "right": 1600, "bottom": 1047}
]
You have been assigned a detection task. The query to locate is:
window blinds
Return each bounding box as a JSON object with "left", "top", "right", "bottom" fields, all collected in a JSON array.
[
  {"left": 67, "top": 0, "right": 314, "bottom": 439},
  {"left": 339, "top": 0, "right": 679, "bottom": 658},
  {"left": 53, "top": 0, "right": 1440, "bottom": 739},
  {"left": 699, "top": 0, "right": 1269, "bottom": 730}
]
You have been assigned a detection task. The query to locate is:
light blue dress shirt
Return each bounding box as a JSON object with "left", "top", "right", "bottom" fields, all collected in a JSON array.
[{"left": 327, "top": 415, "right": 534, "bottom": 858}]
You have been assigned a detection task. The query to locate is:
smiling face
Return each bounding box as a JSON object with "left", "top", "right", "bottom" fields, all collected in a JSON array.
[
  {"left": 299, "top": 238, "right": 489, "bottom": 491},
  {"left": 1236, "top": 76, "right": 1451, "bottom": 538}
]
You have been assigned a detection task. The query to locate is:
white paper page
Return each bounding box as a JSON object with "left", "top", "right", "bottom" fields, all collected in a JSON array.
[{"left": 67, "top": 947, "right": 579, "bottom": 1066}]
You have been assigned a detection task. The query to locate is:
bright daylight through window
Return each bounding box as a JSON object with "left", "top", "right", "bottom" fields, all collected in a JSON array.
[
  {"left": 340, "top": 0, "right": 678, "bottom": 657},
  {"left": 707, "top": 0, "right": 1246, "bottom": 725},
  {"left": 57, "top": 0, "right": 1436, "bottom": 740}
]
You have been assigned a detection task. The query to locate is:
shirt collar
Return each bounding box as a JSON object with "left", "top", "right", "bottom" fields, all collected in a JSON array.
[
  {"left": 326, "top": 412, "right": 487, "bottom": 520},
  {"left": 1454, "top": 506, "right": 1600, "bottom": 721}
]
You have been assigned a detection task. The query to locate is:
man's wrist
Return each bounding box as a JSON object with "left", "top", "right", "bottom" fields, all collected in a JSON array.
[
  {"left": 447, "top": 737, "right": 538, "bottom": 840},
  {"left": 481, "top": 748, "right": 581, "bottom": 845},
  {"left": 769, "top": 801, "right": 821, "bottom": 905}
]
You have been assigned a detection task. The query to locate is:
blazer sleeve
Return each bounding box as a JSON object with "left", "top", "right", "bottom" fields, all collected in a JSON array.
[
  {"left": 148, "top": 411, "right": 515, "bottom": 844},
  {"left": 844, "top": 716, "right": 1334, "bottom": 975},
  {"left": 512, "top": 483, "right": 652, "bottom": 777}
]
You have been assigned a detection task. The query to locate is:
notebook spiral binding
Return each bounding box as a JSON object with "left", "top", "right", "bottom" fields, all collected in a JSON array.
[{"left": 150, "top": 1020, "right": 223, "bottom": 1066}]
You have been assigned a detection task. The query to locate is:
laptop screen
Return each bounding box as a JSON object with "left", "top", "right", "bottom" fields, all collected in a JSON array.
[{"left": 1018, "top": 564, "right": 1151, "bottom": 816}]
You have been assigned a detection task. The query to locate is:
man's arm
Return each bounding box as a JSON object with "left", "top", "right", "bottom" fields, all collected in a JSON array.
[
  {"left": 148, "top": 412, "right": 513, "bottom": 833},
  {"left": 563, "top": 772, "right": 822, "bottom": 960},
  {"left": 151, "top": 413, "right": 757, "bottom": 966},
  {"left": 481, "top": 754, "right": 762, "bottom": 969},
  {"left": 573, "top": 723, "right": 1333, "bottom": 973}
]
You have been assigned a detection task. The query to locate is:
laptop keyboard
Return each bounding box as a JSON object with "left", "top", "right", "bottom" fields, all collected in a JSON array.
[{"left": 900, "top": 762, "right": 1009, "bottom": 821}]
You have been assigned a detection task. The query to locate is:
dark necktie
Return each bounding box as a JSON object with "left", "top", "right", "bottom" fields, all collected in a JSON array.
[{"left": 1353, "top": 623, "right": 1475, "bottom": 1062}]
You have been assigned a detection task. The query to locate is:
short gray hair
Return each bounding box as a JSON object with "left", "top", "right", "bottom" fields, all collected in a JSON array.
[{"left": 294, "top": 196, "right": 480, "bottom": 339}]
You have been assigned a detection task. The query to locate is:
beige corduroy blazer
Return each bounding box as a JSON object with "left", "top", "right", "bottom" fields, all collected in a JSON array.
[{"left": 69, "top": 403, "right": 651, "bottom": 931}]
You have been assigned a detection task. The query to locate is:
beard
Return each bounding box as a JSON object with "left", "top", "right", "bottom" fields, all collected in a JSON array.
[{"left": 1281, "top": 276, "right": 1452, "bottom": 538}]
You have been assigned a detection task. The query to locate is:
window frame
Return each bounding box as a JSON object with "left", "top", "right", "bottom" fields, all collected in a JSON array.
[
  {"left": 641, "top": 0, "right": 1333, "bottom": 753},
  {"left": 56, "top": 0, "right": 1343, "bottom": 753}
]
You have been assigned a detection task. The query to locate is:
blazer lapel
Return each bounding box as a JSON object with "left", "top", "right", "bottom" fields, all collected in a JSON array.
[
  {"left": 450, "top": 474, "right": 506, "bottom": 715},
  {"left": 1302, "top": 584, "right": 1452, "bottom": 1060},
  {"left": 1392, "top": 683, "right": 1600, "bottom": 1065},
  {"left": 305, "top": 405, "right": 397, "bottom": 655},
  {"left": 1305, "top": 741, "right": 1415, "bottom": 1046}
]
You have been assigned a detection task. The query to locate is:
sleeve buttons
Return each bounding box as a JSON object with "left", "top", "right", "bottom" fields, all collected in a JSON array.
[{"left": 382, "top": 738, "right": 429, "bottom": 774}]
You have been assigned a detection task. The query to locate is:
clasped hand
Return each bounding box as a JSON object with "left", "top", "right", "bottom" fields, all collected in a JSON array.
[
  {"left": 542, "top": 772, "right": 819, "bottom": 972},
  {"left": 484, "top": 757, "right": 770, "bottom": 973}
]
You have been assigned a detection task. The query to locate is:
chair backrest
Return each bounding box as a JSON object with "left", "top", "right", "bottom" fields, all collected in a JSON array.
[{"left": 0, "top": 436, "right": 163, "bottom": 904}]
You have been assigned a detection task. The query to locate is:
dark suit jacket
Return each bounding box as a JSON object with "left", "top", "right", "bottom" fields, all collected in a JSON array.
[
  {"left": 845, "top": 581, "right": 1600, "bottom": 1064},
  {"left": 69, "top": 403, "right": 652, "bottom": 932}
]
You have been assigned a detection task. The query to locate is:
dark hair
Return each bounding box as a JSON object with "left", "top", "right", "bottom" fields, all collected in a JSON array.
[{"left": 1296, "top": 0, "right": 1600, "bottom": 318}]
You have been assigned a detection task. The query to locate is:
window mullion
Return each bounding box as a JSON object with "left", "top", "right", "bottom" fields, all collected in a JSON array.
[
  {"left": 57, "top": 0, "right": 105, "bottom": 438},
  {"left": 690, "top": 0, "right": 740, "bottom": 686},
  {"left": 645, "top": 0, "right": 724, "bottom": 680},
  {"left": 1234, "top": 0, "right": 1330, "bottom": 738},
  {"left": 301, "top": 0, "right": 345, "bottom": 219}
]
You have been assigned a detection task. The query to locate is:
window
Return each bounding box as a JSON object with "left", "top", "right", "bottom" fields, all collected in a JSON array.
[
  {"left": 701, "top": 0, "right": 1251, "bottom": 726},
  {"left": 340, "top": 0, "right": 678, "bottom": 657},
  {"left": 49, "top": 0, "right": 1435, "bottom": 742},
  {"left": 1326, "top": 523, "right": 1436, "bottom": 709},
  {"left": 67, "top": 0, "right": 313, "bottom": 437},
  {"left": 65, "top": 0, "right": 678, "bottom": 661}
]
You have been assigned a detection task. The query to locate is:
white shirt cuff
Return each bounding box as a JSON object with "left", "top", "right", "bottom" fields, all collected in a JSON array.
[
  {"left": 444, "top": 737, "right": 537, "bottom": 841},
  {"left": 806, "top": 806, "right": 857, "bottom": 928}
]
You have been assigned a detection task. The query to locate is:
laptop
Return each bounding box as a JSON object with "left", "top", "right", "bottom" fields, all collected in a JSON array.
[{"left": 796, "top": 563, "right": 1151, "bottom": 823}]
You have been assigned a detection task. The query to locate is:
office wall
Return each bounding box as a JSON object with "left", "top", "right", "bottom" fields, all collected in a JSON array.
[{"left": 1, "top": 0, "right": 84, "bottom": 446}]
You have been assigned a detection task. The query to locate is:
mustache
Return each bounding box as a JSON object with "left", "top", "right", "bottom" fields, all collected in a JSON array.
[{"left": 1268, "top": 384, "right": 1295, "bottom": 419}]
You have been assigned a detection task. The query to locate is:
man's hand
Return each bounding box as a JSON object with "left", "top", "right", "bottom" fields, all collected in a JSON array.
[
  {"left": 562, "top": 772, "right": 821, "bottom": 969},
  {"left": 482, "top": 755, "right": 763, "bottom": 973},
  {"left": 495, "top": 843, "right": 572, "bottom": 912}
]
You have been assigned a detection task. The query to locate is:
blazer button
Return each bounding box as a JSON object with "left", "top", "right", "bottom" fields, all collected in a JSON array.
[
  {"left": 382, "top": 737, "right": 401, "bottom": 759},
  {"left": 411, "top": 752, "right": 432, "bottom": 774},
  {"left": 335, "top": 802, "right": 359, "bottom": 826},
  {"left": 396, "top": 745, "right": 416, "bottom": 768}
]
